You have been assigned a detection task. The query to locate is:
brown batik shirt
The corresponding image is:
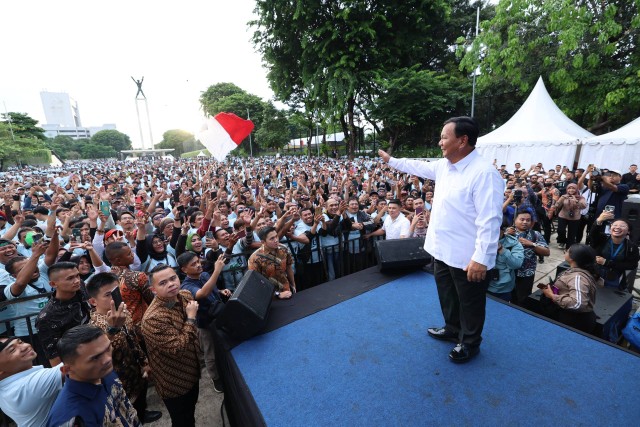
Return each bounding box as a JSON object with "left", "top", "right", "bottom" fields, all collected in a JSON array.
[{"left": 141, "top": 290, "right": 200, "bottom": 399}]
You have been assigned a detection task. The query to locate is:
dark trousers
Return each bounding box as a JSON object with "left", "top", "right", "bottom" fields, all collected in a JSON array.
[
  {"left": 556, "top": 218, "right": 580, "bottom": 247},
  {"left": 578, "top": 214, "right": 593, "bottom": 244},
  {"left": 163, "top": 383, "right": 199, "bottom": 427},
  {"left": 539, "top": 214, "right": 552, "bottom": 243},
  {"left": 433, "top": 260, "right": 488, "bottom": 348},
  {"left": 512, "top": 275, "right": 535, "bottom": 307},
  {"left": 132, "top": 380, "right": 149, "bottom": 421}
]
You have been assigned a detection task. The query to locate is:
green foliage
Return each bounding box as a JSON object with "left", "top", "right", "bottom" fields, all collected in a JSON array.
[
  {"left": 81, "top": 144, "right": 117, "bottom": 159},
  {"left": 155, "top": 129, "right": 202, "bottom": 157},
  {"left": 255, "top": 103, "right": 290, "bottom": 151},
  {"left": 199, "top": 82, "right": 266, "bottom": 154},
  {"left": 0, "top": 112, "right": 46, "bottom": 140},
  {"left": 0, "top": 122, "right": 50, "bottom": 170},
  {"left": 91, "top": 129, "right": 133, "bottom": 152},
  {"left": 252, "top": 0, "right": 481, "bottom": 157},
  {"left": 367, "top": 66, "right": 469, "bottom": 153},
  {"left": 459, "top": 0, "right": 640, "bottom": 130}
]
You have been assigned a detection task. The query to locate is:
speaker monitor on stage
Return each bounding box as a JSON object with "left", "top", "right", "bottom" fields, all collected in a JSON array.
[
  {"left": 622, "top": 198, "right": 640, "bottom": 244},
  {"left": 216, "top": 270, "right": 275, "bottom": 340},
  {"left": 375, "top": 237, "right": 432, "bottom": 272}
]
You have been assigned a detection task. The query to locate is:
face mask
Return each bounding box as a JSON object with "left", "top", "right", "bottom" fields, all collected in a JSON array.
[{"left": 544, "top": 183, "right": 553, "bottom": 187}]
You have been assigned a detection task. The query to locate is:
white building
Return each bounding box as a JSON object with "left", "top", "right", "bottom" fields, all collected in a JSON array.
[{"left": 40, "top": 91, "right": 116, "bottom": 139}]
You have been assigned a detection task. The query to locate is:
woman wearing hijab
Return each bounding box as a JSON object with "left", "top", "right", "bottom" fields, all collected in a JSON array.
[
  {"left": 135, "top": 214, "right": 178, "bottom": 272},
  {"left": 555, "top": 183, "right": 587, "bottom": 249}
]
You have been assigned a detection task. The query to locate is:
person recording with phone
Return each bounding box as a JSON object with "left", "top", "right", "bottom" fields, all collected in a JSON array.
[
  {"left": 508, "top": 210, "right": 550, "bottom": 306},
  {"left": 86, "top": 273, "right": 162, "bottom": 424},
  {"left": 554, "top": 183, "right": 587, "bottom": 249},
  {"left": 592, "top": 169, "right": 629, "bottom": 218},
  {"left": 538, "top": 244, "right": 602, "bottom": 334},
  {"left": 409, "top": 198, "right": 429, "bottom": 238},
  {"left": 502, "top": 187, "right": 537, "bottom": 226},
  {"left": 588, "top": 210, "right": 639, "bottom": 289}
]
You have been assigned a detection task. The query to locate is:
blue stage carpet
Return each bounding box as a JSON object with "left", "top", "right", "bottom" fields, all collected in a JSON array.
[{"left": 231, "top": 271, "right": 640, "bottom": 426}]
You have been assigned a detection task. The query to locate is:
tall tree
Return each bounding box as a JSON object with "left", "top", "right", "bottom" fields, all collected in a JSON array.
[
  {"left": 91, "top": 129, "right": 133, "bottom": 153},
  {"left": 366, "top": 67, "right": 469, "bottom": 153},
  {"left": 1, "top": 112, "right": 47, "bottom": 140},
  {"left": 155, "top": 129, "right": 200, "bottom": 157},
  {"left": 459, "top": 0, "right": 640, "bottom": 132},
  {"left": 199, "top": 83, "right": 267, "bottom": 154},
  {"left": 253, "top": 0, "right": 451, "bottom": 158},
  {"left": 0, "top": 122, "right": 50, "bottom": 170},
  {"left": 255, "top": 103, "right": 290, "bottom": 151}
]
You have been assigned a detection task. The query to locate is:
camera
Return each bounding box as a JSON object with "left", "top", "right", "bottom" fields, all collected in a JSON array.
[{"left": 513, "top": 189, "right": 523, "bottom": 204}]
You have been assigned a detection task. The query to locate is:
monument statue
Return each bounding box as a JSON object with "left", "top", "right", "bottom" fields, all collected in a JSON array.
[{"left": 131, "top": 76, "right": 146, "bottom": 98}]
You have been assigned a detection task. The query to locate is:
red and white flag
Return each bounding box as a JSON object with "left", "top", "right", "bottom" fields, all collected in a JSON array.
[{"left": 197, "top": 112, "right": 254, "bottom": 161}]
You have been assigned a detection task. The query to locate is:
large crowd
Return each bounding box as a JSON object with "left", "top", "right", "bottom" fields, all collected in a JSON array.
[{"left": 0, "top": 153, "right": 638, "bottom": 426}]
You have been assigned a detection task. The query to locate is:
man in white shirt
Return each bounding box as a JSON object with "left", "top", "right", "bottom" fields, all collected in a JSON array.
[
  {"left": 0, "top": 337, "right": 64, "bottom": 427},
  {"left": 379, "top": 116, "right": 504, "bottom": 364},
  {"left": 364, "top": 199, "right": 410, "bottom": 240}
]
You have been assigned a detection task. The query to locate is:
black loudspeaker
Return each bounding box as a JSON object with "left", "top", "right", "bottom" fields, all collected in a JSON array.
[
  {"left": 375, "top": 237, "right": 432, "bottom": 272},
  {"left": 216, "top": 270, "right": 275, "bottom": 340},
  {"left": 622, "top": 198, "right": 640, "bottom": 244}
]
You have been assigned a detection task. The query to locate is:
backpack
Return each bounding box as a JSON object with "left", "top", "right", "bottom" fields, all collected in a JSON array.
[{"left": 622, "top": 311, "right": 640, "bottom": 350}]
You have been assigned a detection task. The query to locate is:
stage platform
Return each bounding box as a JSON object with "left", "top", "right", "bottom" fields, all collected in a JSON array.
[{"left": 216, "top": 268, "right": 640, "bottom": 426}]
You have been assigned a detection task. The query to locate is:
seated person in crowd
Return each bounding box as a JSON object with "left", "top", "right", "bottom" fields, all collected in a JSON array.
[{"left": 540, "top": 244, "right": 603, "bottom": 333}]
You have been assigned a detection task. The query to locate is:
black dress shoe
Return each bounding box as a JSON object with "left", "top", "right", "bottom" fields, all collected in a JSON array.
[
  {"left": 448, "top": 344, "right": 480, "bottom": 364},
  {"left": 143, "top": 411, "right": 162, "bottom": 424},
  {"left": 427, "top": 327, "right": 458, "bottom": 343}
]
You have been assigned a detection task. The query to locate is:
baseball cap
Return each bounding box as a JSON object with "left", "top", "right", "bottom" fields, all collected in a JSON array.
[{"left": 608, "top": 169, "right": 622, "bottom": 176}]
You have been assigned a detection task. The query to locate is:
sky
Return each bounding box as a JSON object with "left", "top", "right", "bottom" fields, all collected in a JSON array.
[{"left": 1, "top": 0, "right": 273, "bottom": 149}]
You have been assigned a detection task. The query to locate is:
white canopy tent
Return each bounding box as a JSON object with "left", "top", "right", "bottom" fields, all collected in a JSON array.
[
  {"left": 476, "top": 77, "right": 593, "bottom": 170},
  {"left": 578, "top": 117, "right": 640, "bottom": 172}
]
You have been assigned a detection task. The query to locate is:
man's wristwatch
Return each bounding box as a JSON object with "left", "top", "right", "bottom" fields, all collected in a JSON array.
[
  {"left": 274, "top": 291, "right": 280, "bottom": 298},
  {"left": 107, "top": 326, "right": 122, "bottom": 335}
]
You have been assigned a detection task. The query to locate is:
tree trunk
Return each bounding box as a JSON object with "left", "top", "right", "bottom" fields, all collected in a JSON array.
[
  {"left": 388, "top": 136, "right": 396, "bottom": 155},
  {"left": 347, "top": 96, "right": 356, "bottom": 160}
]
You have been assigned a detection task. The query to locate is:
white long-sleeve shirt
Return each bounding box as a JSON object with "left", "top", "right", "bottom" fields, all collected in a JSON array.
[{"left": 389, "top": 150, "right": 504, "bottom": 269}]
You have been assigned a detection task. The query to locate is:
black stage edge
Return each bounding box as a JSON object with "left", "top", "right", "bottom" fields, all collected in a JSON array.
[{"left": 213, "top": 266, "right": 410, "bottom": 427}]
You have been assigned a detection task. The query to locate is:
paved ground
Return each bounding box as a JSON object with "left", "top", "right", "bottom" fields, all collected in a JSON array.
[
  {"left": 145, "top": 367, "right": 227, "bottom": 427},
  {"left": 118, "top": 232, "right": 640, "bottom": 427}
]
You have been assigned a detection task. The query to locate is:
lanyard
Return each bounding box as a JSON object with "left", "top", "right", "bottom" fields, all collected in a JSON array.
[{"left": 609, "top": 239, "right": 624, "bottom": 260}]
